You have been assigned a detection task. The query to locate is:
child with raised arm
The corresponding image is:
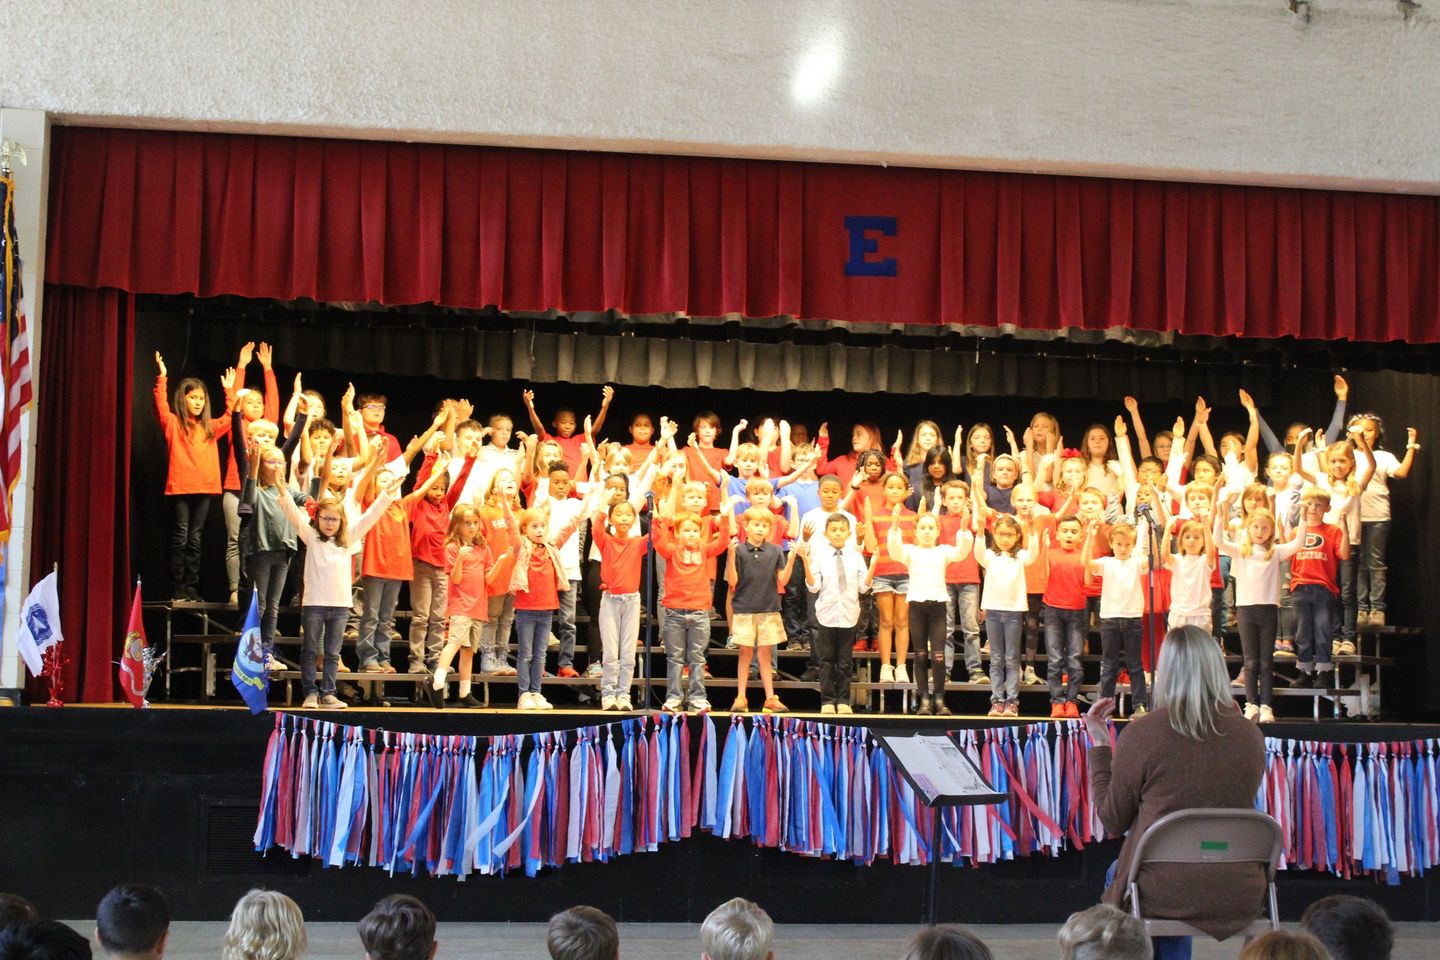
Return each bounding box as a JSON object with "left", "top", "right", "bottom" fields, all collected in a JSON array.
[
  {"left": 1041, "top": 516, "right": 1088, "bottom": 718},
  {"left": 279, "top": 483, "right": 400, "bottom": 709},
  {"left": 589, "top": 493, "right": 648, "bottom": 711},
  {"left": 801, "top": 513, "right": 875, "bottom": 714},
  {"left": 864, "top": 471, "right": 917, "bottom": 686},
  {"left": 477, "top": 469, "right": 522, "bottom": 675},
  {"left": 429, "top": 502, "right": 515, "bottom": 709},
  {"left": 682, "top": 411, "right": 730, "bottom": 514},
  {"left": 153, "top": 352, "right": 232, "bottom": 601},
  {"left": 1162, "top": 516, "right": 1216, "bottom": 635},
  {"left": 726, "top": 507, "right": 800, "bottom": 714},
  {"left": 817, "top": 422, "right": 883, "bottom": 486},
  {"left": 653, "top": 505, "right": 729, "bottom": 713},
  {"left": 521, "top": 384, "right": 614, "bottom": 474},
  {"left": 887, "top": 506, "right": 974, "bottom": 716},
  {"left": 1085, "top": 522, "right": 1149, "bottom": 714},
  {"left": 1215, "top": 493, "right": 1303, "bottom": 723},
  {"left": 939, "top": 481, "right": 986, "bottom": 686},
  {"left": 222, "top": 341, "right": 279, "bottom": 603},
  {"left": 1349, "top": 413, "right": 1419, "bottom": 626},
  {"left": 1296, "top": 428, "right": 1375, "bottom": 654},
  {"left": 976, "top": 513, "right": 1035, "bottom": 718}
]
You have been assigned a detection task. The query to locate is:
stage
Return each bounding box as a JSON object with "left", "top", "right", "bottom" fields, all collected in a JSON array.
[{"left": 3, "top": 704, "right": 1437, "bottom": 924}]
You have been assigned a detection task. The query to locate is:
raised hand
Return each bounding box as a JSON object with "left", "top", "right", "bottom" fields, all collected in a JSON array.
[
  {"left": 818, "top": 422, "right": 829, "bottom": 440},
  {"left": 342, "top": 382, "right": 356, "bottom": 412},
  {"left": 584, "top": 414, "right": 594, "bottom": 442},
  {"left": 256, "top": 342, "right": 273, "bottom": 370},
  {"left": 522, "top": 389, "right": 536, "bottom": 406},
  {"left": 735, "top": 418, "right": 749, "bottom": 434},
  {"left": 154, "top": 351, "right": 167, "bottom": 377},
  {"left": 601, "top": 384, "right": 614, "bottom": 405},
  {"left": 687, "top": 432, "right": 698, "bottom": 449},
  {"left": 801, "top": 521, "right": 815, "bottom": 541},
  {"left": 1022, "top": 426, "right": 1034, "bottom": 449},
  {"left": 455, "top": 398, "right": 474, "bottom": 422},
  {"left": 1407, "top": 427, "right": 1420, "bottom": 447},
  {"left": 295, "top": 393, "right": 309, "bottom": 416},
  {"left": 219, "top": 367, "right": 236, "bottom": 392},
  {"left": 237, "top": 341, "right": 256, "bottom": 368},
  {"left": 292, "top": 371, "right": 303, "bottom": 394},
  {"left": 1172, "top": 417, "right": 1185, "bottom": 438},
  {"left": 1238, "top": 388, "right": 1256, "bottom": 412},
  {"left": 1113, "top": 415, "right": 1127, "bottom": 439},
  {"left": 1334, "top": 375, "right": 1348, "bottom": 402},
  {"left": 1123, "top": 395, "right": 1139, "bottom": 416},
  {"left": 1004, "top": 425, "right": 1017, "bottom": 449}
]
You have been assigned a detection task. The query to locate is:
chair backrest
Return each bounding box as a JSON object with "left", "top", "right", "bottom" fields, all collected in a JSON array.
[{"left": 1125, "top": 808, "right": 1283, "bottom": 889}]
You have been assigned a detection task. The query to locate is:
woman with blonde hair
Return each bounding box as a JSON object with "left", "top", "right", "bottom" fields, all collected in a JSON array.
[
  {"left": 1084, "top": 625, "right": 1265, "bottom": 960},
  {"left": 1057, "top": 904, "right": 1151, "bottom": 960},
  {"left": 221, "top": 889, "right": 307, "bottom": 960}
]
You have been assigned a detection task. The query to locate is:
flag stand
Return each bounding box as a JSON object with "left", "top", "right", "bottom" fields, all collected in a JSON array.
[{"left": 41, "top": 562, "right": 63, "bottom": 707}]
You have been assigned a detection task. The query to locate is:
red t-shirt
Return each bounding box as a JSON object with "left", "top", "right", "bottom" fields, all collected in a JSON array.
[
  {"left": 222, "top": 367, "right": 279, "bottom": 491},
  {"left": 542, "top": 432, "right": 587, "bottom": 473},
  {"left": 366, "top": 426, "right": 404, "bottom": 465},
  {"left": 514, "top": 548, "right": 563, "bottom": 611},
  {"left": 683, "top": 445, "right": 729, "bottom": 511},
  {"left": 941, "top": 513, "right": 979, "bottom": 585},
  {"left": 871, "top": 508, "right": 916, "bottom": 577},
  {"left": 1290, "top": 523, "right": 1345, "bottom": 594},
  {"left": 1023, "top": 515, "right": 1052, "bottom": 595},
  {"left": 1043, "top": 545, "right": 1088, "bottom": 610},
  {"left": 625, "top": 441, "right": 655, "bottom": 466},
  {"left": 654, "top": 519, "right": 727, "bottom": 609},
  {"left": 590, "top": 521, "right": 646, "bottom": 595},
  {"left": 361, "top": 494, "right": 415, "bottom": 581}
]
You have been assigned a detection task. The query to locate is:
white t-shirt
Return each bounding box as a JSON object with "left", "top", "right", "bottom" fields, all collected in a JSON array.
[
  {"left": 1323, "top": 484, "right": 1362, "bottom": 545},
  {"left": 1168, "top": 553, "right": 1214, "bottom": 617},
  {"left": 1358, "top": 449, "right": 1401, "bottom": 522},
  {"left": 896, "top": 538, "right": 973, "bottom": 604},
  {"left": 978, "top": 548, "right": 1031, "bottom": 612},
  {"left": 1095, "top": 554, "right": 1145, "bottom": 619},
  {"left": 800, "top": 506, "right": 858, "bottom": 552},
  {"left": 1219, "top": 535, "right": 1303, "bottom": 607}
]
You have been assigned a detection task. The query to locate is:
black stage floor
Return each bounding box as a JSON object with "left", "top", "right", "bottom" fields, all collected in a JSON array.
[{"left": 2, "top": 705, "right": 1436, "bottom": 923}]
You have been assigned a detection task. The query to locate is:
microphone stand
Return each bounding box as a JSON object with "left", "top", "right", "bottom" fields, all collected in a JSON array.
[
  {"left": 643, "top": 491, "right": 657, "bottom": 710},
  {"left": 1140, "top": 504, "right": 1161, "bottom": 681}
]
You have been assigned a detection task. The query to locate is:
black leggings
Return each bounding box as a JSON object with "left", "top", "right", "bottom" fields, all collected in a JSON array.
[
  {"left": 908, "top": 600, "right": 948, "bottom": 699},
  {"left": 1237, "top": 604, "right": 1279, "bottom": 706},
  {"left": 169, "top": 494, "right": 212, "bottom": 595}
]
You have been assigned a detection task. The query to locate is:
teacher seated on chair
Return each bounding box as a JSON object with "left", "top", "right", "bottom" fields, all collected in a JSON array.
[{"left": 1084, "top": 625, "right": 1266, "bottom": 959}]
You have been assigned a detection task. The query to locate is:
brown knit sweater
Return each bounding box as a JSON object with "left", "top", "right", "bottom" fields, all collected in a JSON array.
[{"left": 1089, "top": 705, "right": 1267, "bottom": 940}]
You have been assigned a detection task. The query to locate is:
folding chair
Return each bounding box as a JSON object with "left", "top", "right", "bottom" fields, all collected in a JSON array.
[{"left": 1125, "top": 808, "right": 1283, "bottom": 941}]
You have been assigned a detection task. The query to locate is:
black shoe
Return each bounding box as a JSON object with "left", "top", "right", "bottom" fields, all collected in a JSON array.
[
  {"left": 934, "top": 701, "right": 952, "bottom": 717},
  {"left": 427, "top": 683, "right": 444, "bottom": 709},
  {"left": 460, "top": 694, "right": 484, "bottom": 708},
  {"left": 800, "top": 667, "right": 820, "bottom": 683},
  {"left": 1288, "top": 671, "right": 1315, "bottom": 688}
]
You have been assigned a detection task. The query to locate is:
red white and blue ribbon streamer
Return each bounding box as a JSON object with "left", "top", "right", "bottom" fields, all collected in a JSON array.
[{"left": 254, "top": 713, "right": 1440, "bottom": 884}]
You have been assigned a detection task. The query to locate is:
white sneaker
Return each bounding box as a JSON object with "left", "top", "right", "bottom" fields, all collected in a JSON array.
[
  {"left": 879, "top": 663, "right": 896, "bottom": 683},
  {"left": 662, "top": 697, "right": 684, "bottom": 713},
  {"left": 517, "top": 692, "right": 538, "bottom": 710},
  {"left": 301, "top": 693, "right": 319, "bottom": 709},
  {"left": 820, "top": 703, "right": 837, "bottom": 714},
  {"left": 1023, "top": 666, "right": 1041, "bottom": 685},
  {"left": 617, "top": 697, "right": 634, "bottom": 711},
  {"left": 1243, "top": 702, "right": 1260, "bottom": 721},
  {"left": 601, "top": 696, "right": 618, "bottom": 711},
  {"left": 547, "top": 633, "right": 561, "bottom": 649},
  {"left": 893, "top": 664, "right": 910, "bottom": 684},
  {"left": 836, "top": 703, "right": 854, "bottom": 715},
  {"left": 319, "top": 695, "right": 347, "bottom": 710},
  {"left": 535, "top": 693, "right": 555, "bottom": 711},
  {"left": 1258, "top": 705, "right": 1275, "bottom": 723}
]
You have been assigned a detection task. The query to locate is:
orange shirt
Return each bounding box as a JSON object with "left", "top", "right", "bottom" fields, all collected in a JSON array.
[
  {"left": 154, "top": 377, "right": 230, "bottom": 495},
  {"left": 871, "top": 508, "right": 916, "bottom": 577},
  {"left": 360, "top": 491, "right": 418, "bottom": 581},
  {"left": 683, "top": 445, "right": 729, "bottom": 511}
]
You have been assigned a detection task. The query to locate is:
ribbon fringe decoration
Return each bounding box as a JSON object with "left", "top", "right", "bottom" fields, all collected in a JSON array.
[{"left": 254, "top": 715, "right": 1439, "bottom": 884}]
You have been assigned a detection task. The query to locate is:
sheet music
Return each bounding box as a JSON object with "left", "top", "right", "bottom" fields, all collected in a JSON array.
[{"left": 879, "top": 734, "right": 1001, "bottom": 805}]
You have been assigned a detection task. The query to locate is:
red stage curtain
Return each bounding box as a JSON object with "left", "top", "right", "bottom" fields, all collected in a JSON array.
[
  {"left": 30, "top": 286, "right": 133, "bottom": 702},
  {"left": 45, "top": 127, "right": 1440, "bottom": 343}
]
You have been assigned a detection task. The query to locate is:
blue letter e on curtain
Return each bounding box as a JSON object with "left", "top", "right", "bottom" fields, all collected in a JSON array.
[{"left": 844, "top": 216, "right": 898, "bottom": 277}]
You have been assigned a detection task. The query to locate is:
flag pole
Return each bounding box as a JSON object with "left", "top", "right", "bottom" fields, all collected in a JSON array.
[{"left": 43, "top": 561, "right": 63, "bottom": 707}]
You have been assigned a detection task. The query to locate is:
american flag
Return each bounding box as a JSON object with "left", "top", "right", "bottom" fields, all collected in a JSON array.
[{"left": 0, "top": 171, "right": 33, "bottom": 540}]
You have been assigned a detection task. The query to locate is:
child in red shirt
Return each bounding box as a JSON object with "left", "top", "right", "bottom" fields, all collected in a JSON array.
[
  {"left": 1289, "top": 487, "right": 1350, "bottom": 685},
  {"left": 1041, "top": 515, "right": 1088, "bottom": 717},
  {"left": 407, "top": 442, "right": 476, "bottom": 673},
  {"left": 590, "top": 497, "right": 648, "bottom": 711},
  {"left": 429, "top": 502, "right": 515, "bottom": 708},
  {"left": 940, "top": 481, "right": 985, "bottom": 685},
  {"left": 654, "top": 512, "right": 728, "bottom": 712},
  {"left": 522, "top": 385, "right": 614, "bottom": 473}
]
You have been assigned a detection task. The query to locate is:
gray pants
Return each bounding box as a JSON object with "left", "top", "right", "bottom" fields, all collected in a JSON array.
[
  {"left": 408, "top": 560, "right": 448, "bottom": 671},
  {"left": 482, "top": 593, "right": 516, "bottom": 669},
  {"left": 663, "top": 608, "right": 709, "bottom": 705},
  {"left": 599, "top": 592, "right": 640, "bottom": 701},
  {"left": 946, "top": 583, "right": 981, "bottom": 673},
  {"left": 223, "top": 490, "right": 242, "bottom": 594}
]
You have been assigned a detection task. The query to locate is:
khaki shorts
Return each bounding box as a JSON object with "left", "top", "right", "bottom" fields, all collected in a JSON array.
[
  {"left": 448, "top": 615, "right": 484, "bottom": 650},
  {"left": 730, "top": 612, "right": 785, "bottom": 647}
]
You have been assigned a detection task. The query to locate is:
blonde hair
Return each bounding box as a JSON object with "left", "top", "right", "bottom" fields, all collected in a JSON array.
[
  {"left": 1151, "top": 625, "right": 1235, "bottom": 741},
  {"left": 734, "top": 442, "right": 762, "bottom": 463},
  {"left": 1240, "top": 508, "right": 1278, "bottom": 560},
  {"left": 905, "top": 419, "right": 943, "bottom": 465},
  {"left": 740, "top": 507, "right": 774, "bottom": 529},
  {"left": 1237, "top": 930, "right": 1330, "bottom": 960},
  {"left": 220, "top": 889, "right": 307, "bottom": 960},
  {"left": 700, "top": 898, "right": 773, "bottom": 960},
  {"left": 744, "top": 477, "right": 773, "bottom": 498},
  {"left": 1057, "top": 905, "right": 1151, "bottom": 960}
]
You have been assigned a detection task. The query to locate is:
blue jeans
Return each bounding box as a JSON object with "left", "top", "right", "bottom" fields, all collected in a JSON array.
[
  {"left": 301, "top": 605, "right": 348, "bottom": 697},
  {"left": 1336, "top": 556, "right": 1357, "bottom": 643},
  {"left": 246, "top": 549, "right": 291, "bottom": 661},
  {"left": 514, "top": 608, "right": 554, "bottom": 694},
  {"left": 1358, "top": 520, "right": 1390, "bottom": 614},
  {"left": 1045, "top": 605, "right": 1085, "bottom": 703},
  {"left": 946, "top": 583, "right": 980, "bottom": 674},
  {"left": 357, "top": 575, "right": 402, "bottom": 668},
  {"left": 663, "top": 608, "right": 710, "bottom": 705},
  {"left": 598, "top": 592, "right": 641, "bottom": 701},
  {"left": 1293, "top": 583, "right": 1335, "bottom": 672},
  {"left": 986, "top": 610, "right": 1022, "bottom": 704},
  {"left": 1100, "top": 617, "right": 1147, "bottom": 708},
  {"left": 555, "top": 578, "right": 581, "bottom": 668}
]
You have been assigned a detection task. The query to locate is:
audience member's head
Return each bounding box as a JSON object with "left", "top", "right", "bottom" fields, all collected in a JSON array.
[
  {"left": 95, "top": 884, "right": 169, "bottom": 959},
  {"left": 1056, "top": 905, "right": 1151, "bottom": 960},
  {"left": 1300, "top": 894, "right": 1394, "bottom": 960},
  {"left": 0, "top": 897, "right": 37, "bottom": 936},
  {"left": 546, "top": 906, "right": 618, "bottom": 960},
  {"left": 700, "top": 899, "right": 773, "bottom": 960},
  {"left": 901, "top": 925, "right": 992, "bottom": 960},
  {"left": 358, "top": 895, "right": 435, "bottom": 960},
  {"left": 0, "top": 920, "right": 92, "bottom": 960},
  {"left": 1236, "top": 930, "right": 1329, "bottom": 960},
  {"left": 220, "top": 890, "right": 306, "bottom": 960}
]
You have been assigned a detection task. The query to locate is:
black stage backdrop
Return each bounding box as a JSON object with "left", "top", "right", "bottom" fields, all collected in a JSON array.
[{"left": 130, "top": 297, "right": 1437, "bottom": 719}]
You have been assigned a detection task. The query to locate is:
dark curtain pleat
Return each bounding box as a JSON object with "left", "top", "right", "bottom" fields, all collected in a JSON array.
[
  {"left": 30, "top": 286, "right": 132, "bottom": 702},
  {"left": 45, "top": 127, "right": 1440, "bottom": 343}
]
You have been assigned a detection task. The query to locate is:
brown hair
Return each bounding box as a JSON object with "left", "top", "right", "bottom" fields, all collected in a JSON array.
[
  {"left": 546, "top": 906, "right": 618, "bottom": 960},
  {"left": 357, "top": 894, "right": 435, "bottom": 960}
]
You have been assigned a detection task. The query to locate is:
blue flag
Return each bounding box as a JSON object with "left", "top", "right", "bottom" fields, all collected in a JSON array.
[{"left": 231, "top": 590, "right": 268, "bottom": 714}]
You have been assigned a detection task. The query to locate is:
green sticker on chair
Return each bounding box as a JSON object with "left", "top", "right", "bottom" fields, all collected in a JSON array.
[{"left": 1200, "top": 841, "right": 1228, "bottom": 851}]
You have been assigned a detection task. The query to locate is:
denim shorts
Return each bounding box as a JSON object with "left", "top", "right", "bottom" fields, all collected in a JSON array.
[{"left": 872, "top": 573, "right": 910, "bottom": 595}]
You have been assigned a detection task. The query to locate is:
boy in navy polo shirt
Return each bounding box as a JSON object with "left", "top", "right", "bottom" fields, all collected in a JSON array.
[{"left": 726, "top": 507, "right": 798, "bottom": 714}]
